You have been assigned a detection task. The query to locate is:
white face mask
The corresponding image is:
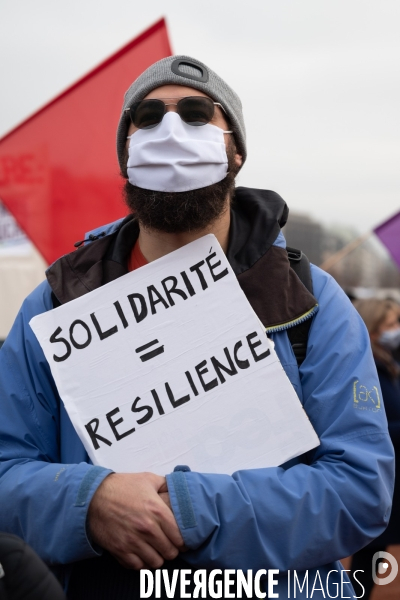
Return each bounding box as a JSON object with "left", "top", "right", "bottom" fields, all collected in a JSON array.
[
  {"left": 379, "top": 327, "right": 400, "bottom": 351},
  {"left": 127, "top": 112, "right": 231, "bottom": 193}
]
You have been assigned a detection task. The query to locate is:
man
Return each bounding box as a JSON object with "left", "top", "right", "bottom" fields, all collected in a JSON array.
[{"left": 0, "top": 56, "right": 394, "bottom": 599}]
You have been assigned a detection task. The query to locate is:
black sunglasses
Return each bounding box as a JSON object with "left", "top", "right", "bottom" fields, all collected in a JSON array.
[{"left": 125, "top": 96, "right": 226, "bottom": 130}]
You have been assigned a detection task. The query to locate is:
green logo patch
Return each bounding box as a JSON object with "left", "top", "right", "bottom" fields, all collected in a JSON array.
[{"left": 353, "top": 380, "right": 381, "bottom": 412}]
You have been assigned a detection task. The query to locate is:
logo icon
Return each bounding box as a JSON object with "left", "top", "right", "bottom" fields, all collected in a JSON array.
[
  {"left": 372, "top": 551, "right": 398, "bottom": 585},
  {"left": 353, "top": 380, "right": 381, "bottom": 411}
]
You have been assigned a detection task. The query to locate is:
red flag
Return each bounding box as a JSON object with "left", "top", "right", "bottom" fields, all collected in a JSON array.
[
  {"left": 0, "top": 19, "right": 172, "bottom": 265},
  {"left": 374, "top": 210, "right": 400, "bottom": 269}
]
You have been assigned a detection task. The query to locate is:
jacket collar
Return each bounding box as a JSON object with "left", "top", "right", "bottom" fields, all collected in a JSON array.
[
  {"left": 227, "top": 187, "right": 288, "bottom": 275},
  {"left": 46, "top": 187, "right": 317, "bottom": 329}
]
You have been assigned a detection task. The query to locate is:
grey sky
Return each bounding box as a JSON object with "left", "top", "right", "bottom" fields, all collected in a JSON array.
[{"left": 1, "top": 0, "right": 399, "bottom": 233}]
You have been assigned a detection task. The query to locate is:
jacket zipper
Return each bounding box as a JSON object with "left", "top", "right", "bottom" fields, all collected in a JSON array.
[{"left": 264, "top": 304, "right": 319, "bottom": 334}]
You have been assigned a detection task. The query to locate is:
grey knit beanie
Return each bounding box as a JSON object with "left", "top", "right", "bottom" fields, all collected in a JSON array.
[{"left": 116, "top": 55, "right": 246, "bottom": 176}]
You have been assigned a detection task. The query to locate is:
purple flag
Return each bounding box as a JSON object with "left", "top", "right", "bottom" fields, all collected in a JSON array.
[{"left": 374, "top": 210, "right": 400, "bottom": 269}]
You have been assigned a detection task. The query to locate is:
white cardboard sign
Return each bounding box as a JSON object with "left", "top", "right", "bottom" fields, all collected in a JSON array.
[{"left": 30, "top": 234, "right": 319, "bottom": 475}]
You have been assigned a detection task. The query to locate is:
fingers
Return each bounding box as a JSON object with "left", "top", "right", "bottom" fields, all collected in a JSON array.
[
  {"left": 147, "top": 473, "right": 168, "bottom": 492},
  {"left": 116, "top": 553, "right": 146, "bottom": 570},
  {"left": 131, "top": 505, "right": 181, "bottom": 561},
  {"left": 116, "top": 544, "right": 165, "bottom": 570},
  {"left": 159, "top": 491, "right": 171, "bottom": 509},
  {"left": 151, "top": 478, "right": 185, "bottom": 548},
  {"left": 159, "top": 506, "right": 185, "bottom": 550},
  {"left": 158, "top": 480, "right": 169, "bottom": 494},
  {"left": 87, "top": 472, "right": 184, "bottom": 568},
  {"left": 115, "top": 532, "right": 180, "bottom": 570},
  {"left": 137, "top": 479, "right": 185, "bottom": 551}
]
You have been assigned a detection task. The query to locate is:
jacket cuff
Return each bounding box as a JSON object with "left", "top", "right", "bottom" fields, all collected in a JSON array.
[
  {"left": 167, "top": 468, "right": 205, "bottom": 550},
  {"left": 76, "top": 465, "right": 114, "bottom": 558}
]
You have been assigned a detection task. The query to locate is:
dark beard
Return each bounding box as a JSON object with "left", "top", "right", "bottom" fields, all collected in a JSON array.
[{"left": 123, "top": 140, "right": 238, "bottom": 233}]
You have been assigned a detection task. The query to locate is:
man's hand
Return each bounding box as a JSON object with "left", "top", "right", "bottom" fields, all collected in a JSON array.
[
  {"left": 158, "top": 483, "right": 188, "bottom": 553},
  {"left": 88, "top": 472, "right": 184, "bottom": 570},
  {"left": 158, "top": 480, "right": 171, "bottom": 509}
]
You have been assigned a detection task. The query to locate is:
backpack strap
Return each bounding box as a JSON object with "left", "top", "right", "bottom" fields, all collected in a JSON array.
[
  {"left": 286, "top": 247, "right": 314, "bottom": 367},
  {"left": 286, "top": 247, "right": 313, "bottom": 294}
]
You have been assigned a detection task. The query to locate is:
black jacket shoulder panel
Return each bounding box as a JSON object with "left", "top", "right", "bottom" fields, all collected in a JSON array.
[{"left": 228, "top": 187, "right": 289, "bottom": 275}]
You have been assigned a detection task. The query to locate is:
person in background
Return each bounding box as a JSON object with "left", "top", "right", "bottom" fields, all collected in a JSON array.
[
  {"left": 0, "top": 532, "right": 66, "bottom": 600},
  {"left": 391, "top": 299, "right": 400, "bottom": 364},
  {"left": 350, "top": 298, "right": 400, "bottom": 598}
]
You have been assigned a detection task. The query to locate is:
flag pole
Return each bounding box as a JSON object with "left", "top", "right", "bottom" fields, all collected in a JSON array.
[{"left": 319, "top": 231, "right": 372, "bottom": 272}]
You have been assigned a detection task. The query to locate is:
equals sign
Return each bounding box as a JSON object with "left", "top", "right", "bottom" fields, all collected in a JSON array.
[{"left": 135, "top": 339, "right": 165, "bottom": 362}]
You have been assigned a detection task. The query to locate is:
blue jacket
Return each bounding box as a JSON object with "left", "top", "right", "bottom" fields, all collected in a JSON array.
[{"left": 0, "top": 188, "right": 394, "bottom": 598}]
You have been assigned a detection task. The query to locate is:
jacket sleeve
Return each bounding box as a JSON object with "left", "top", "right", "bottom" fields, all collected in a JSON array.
[
  {"left": 166, "top": 267, "right": 395, "bottom": 571},
  {"left": 0, "top": 282, "right": 112, "bottom": 564}
]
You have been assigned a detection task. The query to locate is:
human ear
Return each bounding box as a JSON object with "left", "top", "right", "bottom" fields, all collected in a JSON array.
[{"left": 234, "top": 153, "right": 243, "bottom": 169}]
